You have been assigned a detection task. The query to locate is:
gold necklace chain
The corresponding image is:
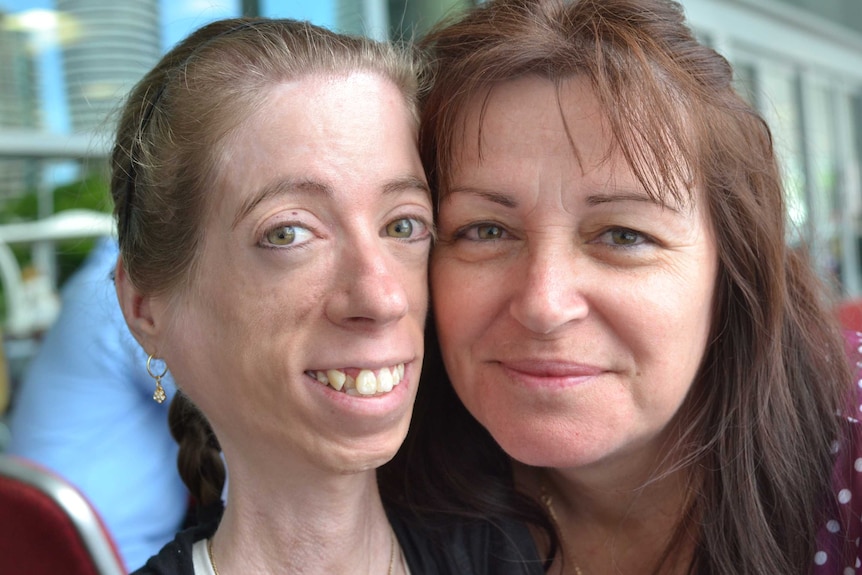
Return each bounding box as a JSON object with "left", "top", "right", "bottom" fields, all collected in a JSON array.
[
  {"left": 206, "top": 528, "right": 399, "bottom": 575},
  {"left": 206, "top": 537, "right": 219, "bottom": 575},
  {"left": 540, "top": 484, "right": 585, "bottom": 575}
]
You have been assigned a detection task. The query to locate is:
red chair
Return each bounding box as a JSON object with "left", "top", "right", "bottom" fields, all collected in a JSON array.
[
  {"left": 837, "top": 298, "right": 862, "bottom": 333},
  {"left": 0, "top": 455, "right": 127, "bottom": 575}
]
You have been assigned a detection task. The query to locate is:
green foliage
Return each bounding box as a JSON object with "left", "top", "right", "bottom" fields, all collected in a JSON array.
[{"left": 0, "top": 170, "right": 112, "bottom": 315}]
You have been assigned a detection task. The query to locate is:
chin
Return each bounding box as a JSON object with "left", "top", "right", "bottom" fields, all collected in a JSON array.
[
  {"left": 324, "top": 435, "right": 405, "bottom": 476},
  {"left": 492, "top": 427, "right": 585, "bottom": 469},
  {"left": 330, "top": 450, "right": 399, "bottom": 476}
]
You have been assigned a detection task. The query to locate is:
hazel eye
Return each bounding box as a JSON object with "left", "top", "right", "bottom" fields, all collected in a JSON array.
[
  {"left": 264, "top": 224, "right": 313, "bottom": 247},
  {"left": 384, "top": 217, "right": 432, "bottom": 241},
  {"left": 595, "top": 227, "right": 650, "bottom": 248},
  {"left": 451, "top": 222, "right": 510, "bottom": 242},
  {"left": 610, "top": 228, "right": 641, "bottom": 245},
  {"left": 266, "top": 226, "right": 296, "bottom": 245},
  {"left": 386, "top": 218, "right": 414, "bottom": 238},
  {"left": 475, "top": 224, "right": 505, "bottom": 240}
]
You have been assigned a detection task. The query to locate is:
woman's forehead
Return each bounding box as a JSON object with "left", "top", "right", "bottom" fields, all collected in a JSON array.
[{"left": 443, "top": 75, "right": 698, "bottom": 211}]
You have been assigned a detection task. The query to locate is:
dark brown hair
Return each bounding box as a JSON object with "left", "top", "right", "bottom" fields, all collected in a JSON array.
[
  {"left": 111, "top": 17, "right": 423, "bottom": 508},
  {"left": 385, "top": 0, "right": 855, "bottom": 572}
]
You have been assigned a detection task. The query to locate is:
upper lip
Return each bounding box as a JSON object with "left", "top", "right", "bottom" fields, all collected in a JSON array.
[{"left": 306, "top": 359, "right": 412, "bottom": 372}]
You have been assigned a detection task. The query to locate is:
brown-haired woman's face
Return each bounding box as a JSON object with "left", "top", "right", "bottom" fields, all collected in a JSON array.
[
  {"left": 152, "top": 72, "right": 432, "bottom": 474},
  {"left": 431, "top": 75, "right": 718, "bottom": 476}
]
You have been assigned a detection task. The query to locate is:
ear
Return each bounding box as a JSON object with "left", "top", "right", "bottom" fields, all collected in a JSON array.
[{"left": 115, "top": 256, "right": 165, "bottom": 355}]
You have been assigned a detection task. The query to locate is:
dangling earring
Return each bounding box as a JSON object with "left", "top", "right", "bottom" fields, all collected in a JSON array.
[{"left": 146, "top": 354, "right": 168, "bottom": 404}]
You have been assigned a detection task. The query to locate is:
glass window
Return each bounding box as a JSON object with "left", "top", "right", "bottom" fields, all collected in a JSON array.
[{"left": 755, "top": 60, "right": 809, "bottom": 243}]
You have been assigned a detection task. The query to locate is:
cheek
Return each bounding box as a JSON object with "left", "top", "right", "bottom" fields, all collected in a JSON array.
[
  {"left": 431, "top": 259, "right": 475, "bottom": 340},
  {"left": 405, "top": 261, "right": 431, "bottom": 318},
  {"left": 163, "top": 271, "right": 295, "bottom": 370},
  {"left": 627, "top": 265, "right": 716, "bottom": 393},
  {"left": 156, "top": 301, "right": 222, "bottom": 399},
  {"left": 430, "top": 260, "right": 489, "bottom": 395}
]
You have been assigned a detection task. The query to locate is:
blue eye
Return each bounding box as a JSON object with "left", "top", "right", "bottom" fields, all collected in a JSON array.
[{"left": 264, "top": 224, "right": 313, "bottom": 247}]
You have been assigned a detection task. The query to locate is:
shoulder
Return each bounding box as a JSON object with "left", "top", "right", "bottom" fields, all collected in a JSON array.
[
  {"left": 388, "top": 505, "right": 544, "bottom": 575},
  {"left": 130, "top": 520, "right": 217, "bottom": 575},
  {"left": 843, "top": 329, "right": 862, "bottom": 364},
  {"left": 813, "top": 331, "right": 862, "bottom": 573}
]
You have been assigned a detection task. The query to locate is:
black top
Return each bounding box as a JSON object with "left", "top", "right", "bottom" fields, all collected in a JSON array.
[{"left": 131, "top": 505, "right": 544, "bottom": 575}]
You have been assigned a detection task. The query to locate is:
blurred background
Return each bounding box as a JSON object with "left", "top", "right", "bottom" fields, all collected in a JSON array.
[{"left": 0, "top": 0, "right": 860, "bottom": 418}]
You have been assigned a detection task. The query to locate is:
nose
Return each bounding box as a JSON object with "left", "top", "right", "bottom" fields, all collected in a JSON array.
[
  {"left": 508, "top": 243, "right": 588, "bottom": 334},
  {"left": 325, "top": 238, "right": 410, "bottom": 329}
]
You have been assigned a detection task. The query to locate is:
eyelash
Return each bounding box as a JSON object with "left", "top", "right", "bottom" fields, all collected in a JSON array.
[
  {"left": 259, "top": 221, "right": 316, "bottom": 250},
  {"left": 259, "top": 213, "right": 434, "bottom": 250},
  {"left": 392, "top": 214, "right": 435, "bottom": 242},
  {"left": 450, "top": 222, "right": 655, "bottom": 251},
  {"left": 451, "top": 221, "right": 512, "bottom": 242},
  {"left": 593, "top": 227, "right": 653, "bottom": 248}
]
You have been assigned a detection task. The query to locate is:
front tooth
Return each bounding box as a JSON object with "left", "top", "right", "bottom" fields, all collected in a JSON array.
[
  {"left": 315, "top": 371, "right": 329, "bottom": 385},
  {"left": 355, "top": 370, "right": 377, "bottom": 395},
  {"left": 377, "top": 368, "right": 394, "bottom": 393},
  {"left": 327, "top": 369, "right": 346, "bottom": 391}
]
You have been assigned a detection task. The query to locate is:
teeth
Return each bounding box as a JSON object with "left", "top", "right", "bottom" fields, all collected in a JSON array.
[
  {"left": 326, "top": 369, "right": 345, "bottom": 391},
  {"left": 377, "top": 368, "right": 394, "bottom": 393},
  {"left": 356, "top": 370, "right": 377, "bottom": 395},
  {"left": 310, "top": 363, "right": 405, "bottom": 396}
]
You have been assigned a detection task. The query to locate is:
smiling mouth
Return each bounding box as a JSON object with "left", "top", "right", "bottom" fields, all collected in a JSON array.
[{"left": 305, "top": 364, "right": 405, "bottom": 396}]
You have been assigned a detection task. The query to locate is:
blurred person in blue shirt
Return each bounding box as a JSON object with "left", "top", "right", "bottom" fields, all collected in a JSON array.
[{"left": 8, "top": 236, "right": 188, "bottom": 570}]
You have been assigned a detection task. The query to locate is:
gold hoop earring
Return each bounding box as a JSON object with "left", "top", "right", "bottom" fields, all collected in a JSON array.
[{"left": 146, "top": 354, "right": 168, "bottom": 404}]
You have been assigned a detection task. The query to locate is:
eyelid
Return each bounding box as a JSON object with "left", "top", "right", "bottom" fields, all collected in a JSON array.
[
  {"left": 387, "top": 212, "right": 435, "bottom": 242},
  {"left": 452, "top": 221, "right": 512, "bottom": 241},
  {"left": 259, "top": 221, "right": 316, "bottom": 249},
  {"left": 593, "top": 227, "right": 654, "bottom": 248}
]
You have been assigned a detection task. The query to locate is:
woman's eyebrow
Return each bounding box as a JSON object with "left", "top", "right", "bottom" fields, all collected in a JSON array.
[
  {"left": 383, "top": 175, "right": 431, "bottom": 197},
  {"left": 446, "top": 186, "right": 682, "bottom": 213},
  {"left": 445, "top": 186, "right": 519, "bottom": 208},
  {"left": 233, "top": 175, "right": 431, "bottom": 229},
  {"left": 233, "top": 178, "right": 330, "bottom": 229},
  {"left": 585, "top": 189, "right": 682, "bottom": 213}
]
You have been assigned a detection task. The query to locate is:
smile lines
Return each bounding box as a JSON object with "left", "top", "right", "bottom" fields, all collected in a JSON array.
[{"left": 306, "top": 364, "right": 406, "bottom": 396}]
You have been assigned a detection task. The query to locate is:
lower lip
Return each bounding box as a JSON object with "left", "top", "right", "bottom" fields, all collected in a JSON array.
[{"left": 499, "top": 364, "right": 601, "bottom": 390}]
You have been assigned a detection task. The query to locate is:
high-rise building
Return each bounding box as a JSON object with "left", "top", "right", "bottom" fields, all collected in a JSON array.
[
  {"left": 336, "top": 0, "right": 471, "bottom": 41},
  {"left": 0, "top": 10, "right": 41, "bottom": 202},
  {"left": 56, "top": 0, "right": 160, "bottom": 134}
]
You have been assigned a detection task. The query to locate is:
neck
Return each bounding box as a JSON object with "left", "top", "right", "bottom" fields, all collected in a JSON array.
[
  {"left": 516, "top": 461, "right": 696, "bottom": 575},
  {"left": 211, "top": 450, "right": 399, "bottom": 574}
]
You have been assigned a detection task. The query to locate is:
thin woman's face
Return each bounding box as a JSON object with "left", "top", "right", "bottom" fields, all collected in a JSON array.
[
  {"left": 157, "top": 72, "right": 432, "bottom": 475},
  {"left": 432, "top": 75, "right": 717, "bottom": 477}
]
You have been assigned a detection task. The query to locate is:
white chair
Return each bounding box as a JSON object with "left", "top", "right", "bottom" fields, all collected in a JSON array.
[{"left": 0, "top": 209, "right": 115, "bottom": 337}]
